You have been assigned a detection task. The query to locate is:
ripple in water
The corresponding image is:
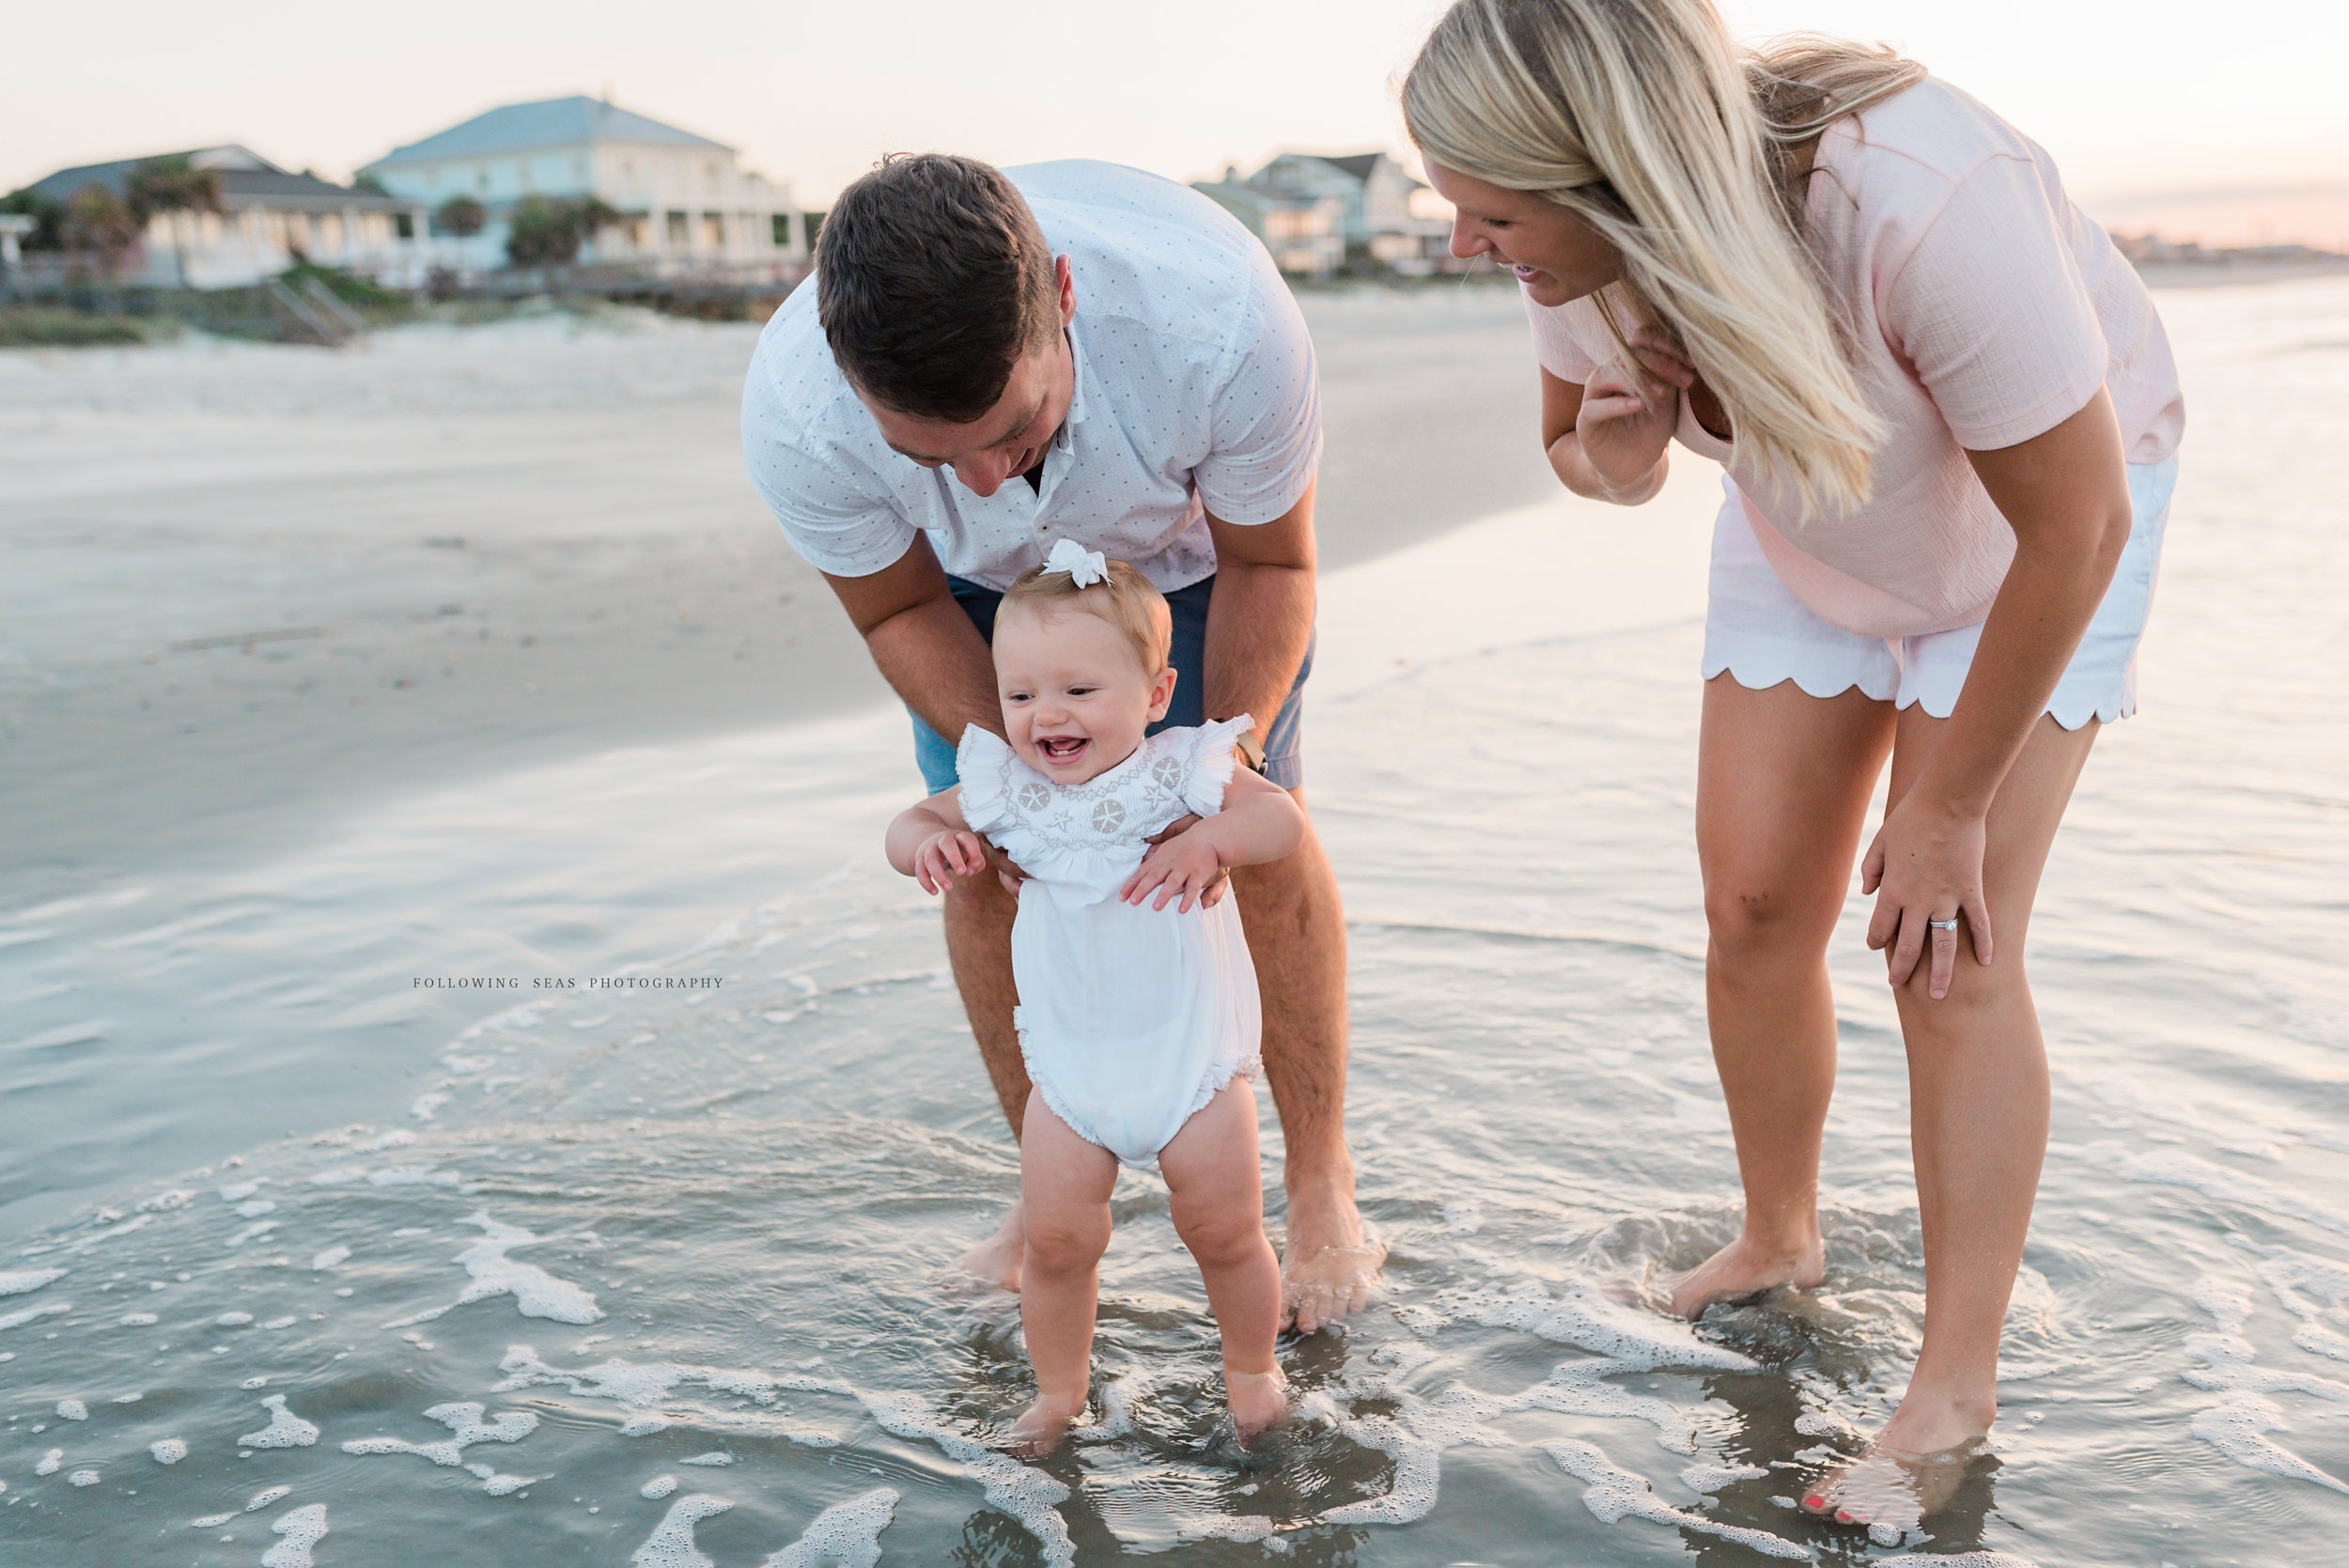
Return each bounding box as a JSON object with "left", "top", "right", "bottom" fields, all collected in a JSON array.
[{"left": 7, "top": 280, "right": 2349, "bottom": 1564}]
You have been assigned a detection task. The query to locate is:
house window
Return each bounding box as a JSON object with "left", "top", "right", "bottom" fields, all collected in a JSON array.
[
  {"left": 770, "top": 213, "right": 791, "bottom": 247},
  {"left": 702, "top": 212, "right": 724, "bottom": 250},
  {"left": 666, "top": 210, "right": 689, "bottom": 247}
]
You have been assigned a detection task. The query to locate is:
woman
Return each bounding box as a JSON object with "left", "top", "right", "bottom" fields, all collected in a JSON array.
[{"left": 1402, "top": 0, "right": 2183, "bottom": 1533}]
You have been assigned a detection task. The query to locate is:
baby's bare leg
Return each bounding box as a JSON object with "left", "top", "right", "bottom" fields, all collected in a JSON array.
[
  {"left": 1158, "top": 1079, "right": 1285, "bottom": 1436},
  {"left": 1007, "top": 1092, "right": 1116, "bottom": 1455}
]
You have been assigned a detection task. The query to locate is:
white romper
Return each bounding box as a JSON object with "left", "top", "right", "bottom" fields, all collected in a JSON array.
[{"left": 956, "top": 719, "right": 1263, "bottom": 1169}]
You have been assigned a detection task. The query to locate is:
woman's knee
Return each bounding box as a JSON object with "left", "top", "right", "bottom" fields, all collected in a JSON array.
[{"left": 1703, "top": 874, "right": 1838, "bottom": 964}]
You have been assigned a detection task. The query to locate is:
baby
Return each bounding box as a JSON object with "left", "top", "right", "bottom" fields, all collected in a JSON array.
[{"left": 885, "top": 539, "right": 1305, "bottom": 1452}]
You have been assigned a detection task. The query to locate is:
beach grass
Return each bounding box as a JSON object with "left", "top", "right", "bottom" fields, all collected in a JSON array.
[{"left": 0, "top": 305, "right": 182, "bottom": 347}]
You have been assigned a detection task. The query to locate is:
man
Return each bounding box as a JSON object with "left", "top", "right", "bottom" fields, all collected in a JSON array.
[{"left": 741, "top": 153, "right": 1378, "bottom": 1330}]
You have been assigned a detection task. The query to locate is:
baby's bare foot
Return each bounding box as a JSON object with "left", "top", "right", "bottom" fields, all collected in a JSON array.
[
  {"left": 1662, "top": 1233, "right": 1824, "bottom": 1318},
  {"left": 1226, "top": 1368, "right": 1289, "bottom": 1441},
  {"left": 1003, "top": 1389, "right": 1088, "bottom": 1458},
  {"left": 948, "top": 1203, "right": 1025, "bottom": 1296},
  {"left": 1800, "top": 1437, "right": 1988, "bottom": 1537}
]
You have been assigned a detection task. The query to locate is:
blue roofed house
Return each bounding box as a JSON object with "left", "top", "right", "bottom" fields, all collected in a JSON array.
[
  {"left": 359, "top": 95, "right": 804, "bottom": 279},
  {"left": 1241, "top": 151, "right": 1454, "bottom": 273},
  {"left": 22, "top": 146, "right": 428, "bottom": 288}
]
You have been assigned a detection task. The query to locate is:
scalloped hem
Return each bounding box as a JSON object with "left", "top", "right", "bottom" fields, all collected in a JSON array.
[
  {"left": 1018, "top": 1025, "right": 1257, "bottom": 1171},
  {"left": 1702, "top": 650, "right": 1894, "bottom": 706},
  {"left": 1898, "top": 689, "right": 2136, "bottom": 733}
]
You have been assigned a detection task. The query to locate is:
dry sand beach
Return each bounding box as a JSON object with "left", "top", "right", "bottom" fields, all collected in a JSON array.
[
  {"left": 3, "top": 277, "right": 2346, "bottom": 1565},
  {"left": 0, "top": 287, "right": 1561, "bottom": 896}
]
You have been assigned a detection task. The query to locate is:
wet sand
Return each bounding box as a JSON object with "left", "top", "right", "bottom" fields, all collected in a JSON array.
[{"left": 0, "top": 286, "right": 1560, "bottom": 900}]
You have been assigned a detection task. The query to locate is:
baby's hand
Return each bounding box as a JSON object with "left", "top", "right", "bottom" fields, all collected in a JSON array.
[
  {"left": 1120, "top": 828, "right": 1223, "bottom": 913},
  {"left": 913, "top": 830, "right": 990, "bottom": 896}
]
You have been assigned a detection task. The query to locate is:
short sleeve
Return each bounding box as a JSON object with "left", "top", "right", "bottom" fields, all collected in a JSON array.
[
  {"left": 1177, "top": 715, "right": 1252, "bottom": 818},
  {"left": 739, "top": 316, "right": 920, "bottom": 578},
  {"left": 1524, "top": 289, "right": 1601, "bottom": 383},
  {"left": 954, "top": 728, "right": 1017, "bottom": 835},
  {"left": 1880, "top": 156, "right": 2108, "bottom": 452},
  {"left": 1190, "top": 254, "right": 1323, "bottom": 526}
]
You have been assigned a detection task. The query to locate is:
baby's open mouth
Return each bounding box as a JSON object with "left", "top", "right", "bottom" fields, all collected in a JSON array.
[{"left": 1037, "top": 735, "right": 1089, "bottom": 767}]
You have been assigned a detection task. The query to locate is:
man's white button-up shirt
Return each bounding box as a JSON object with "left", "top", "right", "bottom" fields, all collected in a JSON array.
[{"left": 740, "top": 160, "right": 1322, "bottom": 592}]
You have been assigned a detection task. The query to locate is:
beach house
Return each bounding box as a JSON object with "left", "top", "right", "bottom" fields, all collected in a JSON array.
[
  {"left": 1237, "top": 152, "right": 1454, "bottom": 273},
  {"left": 1190, "top": 171, "right": 1346, "bottom": 279},
  {"left": 358, "top": 96, "right": 805, "bottom": 280},
  {"left": 16, "top": 147, "right": 428, "bottom": 289}
]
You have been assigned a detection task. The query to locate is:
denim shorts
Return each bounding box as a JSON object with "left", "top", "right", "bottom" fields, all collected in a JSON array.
[{"left": 911, "top": 572, "right": 1311, "bottom": 795}]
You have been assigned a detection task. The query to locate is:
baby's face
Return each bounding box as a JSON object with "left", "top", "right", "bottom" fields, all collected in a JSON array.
[{"left": 992, "top": 602, "right": 1174, "bottom": 785}]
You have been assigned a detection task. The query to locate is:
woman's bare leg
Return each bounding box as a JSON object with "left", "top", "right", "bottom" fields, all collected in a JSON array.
[
  {"left": 1158, "top": 1079, "right": 1286, "bottom": 1436},
  {"left": 1807, "top": 709, "right": 2098, "bottom": 1529},
  {"left": 1006, "top": 1093, "right": 1116, "bottom": 1454},
  {"left": 1670, "top": 675, "right": 1894, "bottom": 1315}
]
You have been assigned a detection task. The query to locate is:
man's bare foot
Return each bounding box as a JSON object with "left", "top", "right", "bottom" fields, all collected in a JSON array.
[
  {"left": 1003, "top": 1388, "right": 1088, "bottom": 1458},
  {"left": 1662, "top": 1232, "right": 1824, "bottom": 1319},
  {"left": 950, "top": 1201, "right": 1025, "bottom": 1295},
  {"left": 1799, "top": 1436, "right": 1988, "bottom": 1535},
  {"left": 1225, "top": 1367, "right": 1289, "bottom": 1440},
  {"left": 1281, "top": 1179, "right": 1382, "bottom": 1332}
]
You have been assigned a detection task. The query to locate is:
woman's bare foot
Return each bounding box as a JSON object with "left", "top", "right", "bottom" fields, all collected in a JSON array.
[
  {"left": 1662, "top": 1232, "right": 1824, "bottom": 1318},
  {"left": 1799, "top": 1436, "right": 1988, "bottom": 1535},
  {"left": 1003, "top": 1388, "right": 1088, "bottom": 1458},
  {"left": 1225, "top": 1367, "right": 1289, "bottom": 1440},
  {"left": 1281, "top": 1179, "right": 1382, "bottom": 1332},
  {"left": 950, "top": 1201, "right": 1025, "bottom": 1295}
]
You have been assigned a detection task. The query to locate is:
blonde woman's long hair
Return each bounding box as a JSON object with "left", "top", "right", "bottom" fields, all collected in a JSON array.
[{"left": 1402, "top": 0, "right": 1925, "bottom": 517}]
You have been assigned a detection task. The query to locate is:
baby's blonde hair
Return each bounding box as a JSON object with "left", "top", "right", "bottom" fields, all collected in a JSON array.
[{"left": 999, "top": 555, "right": 1173, "bottom": 676}]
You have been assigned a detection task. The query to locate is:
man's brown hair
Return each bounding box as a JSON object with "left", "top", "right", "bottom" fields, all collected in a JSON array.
[{"left": 815, "top": 153, "right": 1060, "bottom": 424}]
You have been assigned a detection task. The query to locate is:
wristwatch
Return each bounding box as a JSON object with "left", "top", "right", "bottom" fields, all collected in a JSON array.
[{"left": 1227, "top": 727, "right": 1267, "bottom": 775}]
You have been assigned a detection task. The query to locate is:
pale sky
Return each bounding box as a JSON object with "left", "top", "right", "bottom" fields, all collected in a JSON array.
[{"left": 8, "top": 0, "right": 2344, "bottom": 239}]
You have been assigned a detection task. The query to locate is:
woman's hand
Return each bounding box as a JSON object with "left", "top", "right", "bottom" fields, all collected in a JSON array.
[
  {"left": 1861, "top": 796, "right": 1994, "bottom": 1000},
  {"left": 1120, "top": 827, "right": 1225, "bottom": 913},
  {"left": 912, "top": 829, "right": 991, "bottom": 896},
  {"left": 1573, "top": 326, "right": 1690, "bottom": 497}
]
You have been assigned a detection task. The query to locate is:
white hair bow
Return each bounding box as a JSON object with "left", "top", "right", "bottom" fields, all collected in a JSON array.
[{"left": 1044, "top": 537, "right": 1110, "bottom": 588}]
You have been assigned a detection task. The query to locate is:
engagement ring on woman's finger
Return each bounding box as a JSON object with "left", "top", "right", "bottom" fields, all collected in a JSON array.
[{"left": 1927, "top": 917, "right": 1961, "bottom": 931}]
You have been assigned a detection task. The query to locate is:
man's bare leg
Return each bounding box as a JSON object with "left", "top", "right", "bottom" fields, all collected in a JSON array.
[
  {"left": 1233, "top": 793, "right": 1378, "bottom": 1333},
  {"left": 943, "top": 868, "right": 1030, "bottom": 1291}
]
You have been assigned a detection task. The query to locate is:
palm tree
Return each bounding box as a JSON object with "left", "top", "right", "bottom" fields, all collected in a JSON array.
[
  {"left": 125, "top": 156, "right": 223, "bottom": 287},
  {"left": 62, "top": 185, "right": 144, "bottom": 280},
  {"left": 434, "top": 196, "right": 487, "bottom": 238}
]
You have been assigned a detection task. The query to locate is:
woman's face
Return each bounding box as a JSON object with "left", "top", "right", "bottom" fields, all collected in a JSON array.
[{"left": 1424, "top": 161, "right": 1619, "bottom": 308}]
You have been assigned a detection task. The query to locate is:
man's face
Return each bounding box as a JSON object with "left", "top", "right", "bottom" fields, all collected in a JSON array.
[{"left": 860, "top": 254, "right": 1078, "bottom": 499}]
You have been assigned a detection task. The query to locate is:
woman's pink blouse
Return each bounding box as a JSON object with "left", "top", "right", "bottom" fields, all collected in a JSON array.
[{"left": 1525, "top": 77, "right": 2186, "bottom": 638}]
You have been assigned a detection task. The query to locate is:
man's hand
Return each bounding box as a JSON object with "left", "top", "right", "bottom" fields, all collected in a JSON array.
[{"left": 1120, "top": 826, "right": 1225, "bottom": 912}]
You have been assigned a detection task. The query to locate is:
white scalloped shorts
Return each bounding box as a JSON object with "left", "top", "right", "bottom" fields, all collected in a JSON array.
[{"left": 1702, "top": 458, "right": 2179, "bottom": 729}]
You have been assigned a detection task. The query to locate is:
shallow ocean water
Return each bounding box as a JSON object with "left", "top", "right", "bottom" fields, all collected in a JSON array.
[{"left": 4, "top": 279, "right": 2347, "bottom": 1565}]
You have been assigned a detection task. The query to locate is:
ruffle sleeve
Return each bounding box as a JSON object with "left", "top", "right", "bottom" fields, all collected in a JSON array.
[
  {"left": 954, "top": 727, "right": 1017, "bottom": 837},
  {"left": 1176, "top": 715, "right": 1254, "bottom": 818}
]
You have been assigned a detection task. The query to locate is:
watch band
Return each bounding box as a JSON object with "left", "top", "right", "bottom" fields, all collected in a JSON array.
[{"left": 1229, "top": 728, "right": 1268, "bottom": 775}]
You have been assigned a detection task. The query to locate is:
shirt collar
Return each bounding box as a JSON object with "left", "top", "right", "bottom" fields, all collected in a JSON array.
[{"left": 1052, "top": 314, "right": 1094, "bottom": 454}]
